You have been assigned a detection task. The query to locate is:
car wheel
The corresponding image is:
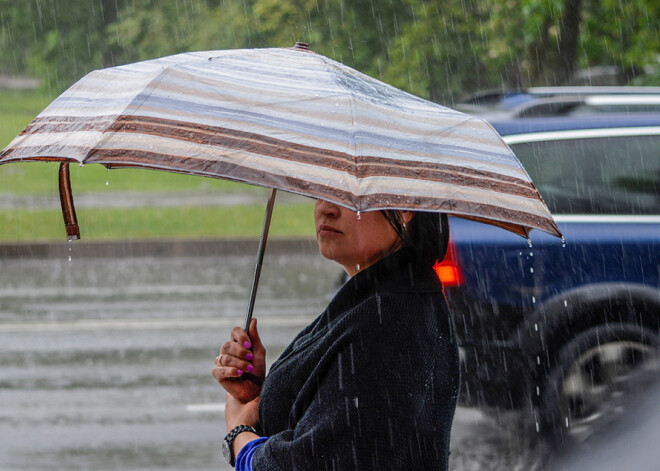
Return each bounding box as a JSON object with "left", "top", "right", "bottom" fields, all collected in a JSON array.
[{"left": 539, "top": 323, "right": 659, "bottom": 446}]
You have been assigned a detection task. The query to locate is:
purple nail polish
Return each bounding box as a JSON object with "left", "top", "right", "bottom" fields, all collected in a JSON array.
[
  {"left": 246, "top": 352, "right": 254, "bottom": 361},
  {"left": 247, "top": 364, "right": 254, "bottom": 373},
  {"left": 237, "top": 369, "right": 243, "bottom": 376},
  {"left": 243, "top": 341, "right": 251, "bottom": 349}
]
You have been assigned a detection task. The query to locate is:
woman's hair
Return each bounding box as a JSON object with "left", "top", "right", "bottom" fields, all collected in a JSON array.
[{"left": 382, "top": 210, "right": 449, "bottom": 265}]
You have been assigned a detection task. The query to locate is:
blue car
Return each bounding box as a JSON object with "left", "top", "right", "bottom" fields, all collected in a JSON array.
[{"left": 441, "top": 113, "right": 660, "bottom": 444}]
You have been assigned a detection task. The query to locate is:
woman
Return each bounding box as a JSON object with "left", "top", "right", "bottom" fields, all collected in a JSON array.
[{"left": 212, "top": 199, "right": 460, "bottom": 470}]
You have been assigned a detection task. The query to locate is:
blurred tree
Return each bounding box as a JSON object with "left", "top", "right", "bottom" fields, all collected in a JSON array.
[
  {"left": 486, "top": 0, "right": 660, "bottom": 87},
  {"left": 0, "top": 0, "right": 129, "bottom": 92},
  {"left": 380, "top": 0, "right": 491, "bottom": 104},
  {"left": 1, "top": 0, "right": 658, "bottom": 97}
]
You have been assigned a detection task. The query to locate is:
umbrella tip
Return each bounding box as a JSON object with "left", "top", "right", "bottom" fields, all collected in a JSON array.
[{"left": 293, "top": 42, "right": 310, "bottom": 51}]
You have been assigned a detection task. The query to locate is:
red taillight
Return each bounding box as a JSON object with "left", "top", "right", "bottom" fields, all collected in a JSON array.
[{"left": 433, "top": 241, "right": 464, "bottom": 287}]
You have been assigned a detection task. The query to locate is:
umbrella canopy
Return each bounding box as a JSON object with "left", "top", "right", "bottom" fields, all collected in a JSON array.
[{"left": 0, "top": 43, "right": 561, "bottom": 239}]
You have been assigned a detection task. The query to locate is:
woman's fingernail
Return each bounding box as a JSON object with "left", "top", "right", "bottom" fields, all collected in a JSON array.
[
  {"left": 243, "top": 341, "right": 251, "bottom": 349},
  {"left": 237, "top": 369, "right": 244, "bottom": 376},
  {"left": 246, "top": 352, "right": 254, "bottom": 361},
  {"left": 247, "top": 364, "right": 254, "bottom": 373}
]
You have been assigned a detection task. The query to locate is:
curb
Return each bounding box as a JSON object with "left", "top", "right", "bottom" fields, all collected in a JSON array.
[{"left": 0, "top": 237, "right": 319, "bottom": 259}]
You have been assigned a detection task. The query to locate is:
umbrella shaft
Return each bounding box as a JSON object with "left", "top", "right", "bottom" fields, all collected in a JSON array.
[{"left": 244, "top": 189, "right": 277, "bottom": 332}]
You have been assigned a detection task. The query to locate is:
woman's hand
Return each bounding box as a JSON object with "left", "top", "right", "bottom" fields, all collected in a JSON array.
[{"left": 212, "top": 318, "right": 266, "bottom": 403}]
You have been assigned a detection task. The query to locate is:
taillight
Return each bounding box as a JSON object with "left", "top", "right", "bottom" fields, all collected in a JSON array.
[{"left": 433, "top": 240, "right": 464, "bottom": 287}]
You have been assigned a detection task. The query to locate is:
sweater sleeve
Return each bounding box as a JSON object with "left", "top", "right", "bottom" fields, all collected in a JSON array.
[
  {"left": 236, "top": 437, "right": 269, "bottom": 471},
  {"left": 252, "top": 293, "right": 456, "bottom": 470}
]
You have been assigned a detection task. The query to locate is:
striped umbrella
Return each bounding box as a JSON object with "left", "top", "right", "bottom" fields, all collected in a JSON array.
[{"left": 0, "top": 43, "right": 561, "bottom": 326}]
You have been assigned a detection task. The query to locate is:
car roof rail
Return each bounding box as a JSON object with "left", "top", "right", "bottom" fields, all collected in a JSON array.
[
  {"left": 511, "top": 94, "right": 660, "bottom": 118},
  {"left": 527, "top": 86, "right": 660, "bottom": 96}
]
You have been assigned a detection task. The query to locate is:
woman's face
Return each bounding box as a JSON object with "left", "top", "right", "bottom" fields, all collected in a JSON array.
[{"left": 314, "top": 199, "right": 412, "bottom": 277}]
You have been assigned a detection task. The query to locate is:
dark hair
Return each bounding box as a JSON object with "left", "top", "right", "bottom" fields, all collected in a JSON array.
[{"left": 382, "top": 210, "right": 449, "bottom": 265}]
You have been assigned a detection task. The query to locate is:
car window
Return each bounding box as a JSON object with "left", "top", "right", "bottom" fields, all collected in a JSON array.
[{"left": 510, "top": 135, "right": 660, "bottom": 215}]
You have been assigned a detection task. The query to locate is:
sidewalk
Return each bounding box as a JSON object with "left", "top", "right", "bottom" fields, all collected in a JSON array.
[{"left": 0, "top": 237, "right": 319, "bottom": 259}]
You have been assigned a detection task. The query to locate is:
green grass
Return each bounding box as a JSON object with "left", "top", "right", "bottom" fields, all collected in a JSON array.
[
  {"left": 0, "top": 204, "right": 316, "bottom": 242},
  {"left": 0, "top": 88, "right": 312, "bottom": 241}
]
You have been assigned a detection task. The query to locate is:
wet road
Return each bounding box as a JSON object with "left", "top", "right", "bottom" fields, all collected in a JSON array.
[{"left": 0, "top": 250, "right": 548, "bottom": 470}]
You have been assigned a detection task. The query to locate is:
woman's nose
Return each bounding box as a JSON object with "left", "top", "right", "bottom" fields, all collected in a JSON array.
[{"left": 315, "top": 199, "right": 340, "bottom": 217}]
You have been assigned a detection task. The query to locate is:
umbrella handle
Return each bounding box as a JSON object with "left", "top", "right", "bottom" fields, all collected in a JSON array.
[
  {"left": 59, "top": 162, "right": 80, "bottom": 241},
  {"left": 243, "top": 188, "right": 277, "bottom": 332}
]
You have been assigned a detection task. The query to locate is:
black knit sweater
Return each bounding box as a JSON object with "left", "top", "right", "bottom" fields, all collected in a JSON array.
[{"left": 252, "top": 247, "right": 460, "bottom": 470}]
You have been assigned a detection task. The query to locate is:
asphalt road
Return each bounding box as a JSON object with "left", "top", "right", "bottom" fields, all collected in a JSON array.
[{"left": 0, "top": 251, "right": 549, "bottom": 470}]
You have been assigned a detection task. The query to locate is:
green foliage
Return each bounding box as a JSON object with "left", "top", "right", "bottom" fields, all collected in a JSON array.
[
  {"left": 381, "top": 0, "right": 492, "bottom": 104},
  {"left": 0, "top": 0, "right": 130, "bottom": 93},
  {"left": 579, "top": 0, "right": 660, "bottom": 81},
  {"left": 2, "top": 0, "right": 658, "bottom": 97},
  {"left": 486, "top": 0, "right": 660, "bottom": 87}
]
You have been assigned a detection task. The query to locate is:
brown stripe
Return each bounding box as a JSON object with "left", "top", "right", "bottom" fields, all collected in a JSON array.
[
  {"left": 112, "top": 115, "right": 530, "bottom": 185},
  {"left": 109, "top": 116, "right": 539, "bottom": 198},
  {"left": 83, "top": 149, "right": 559, "bottom": 237},
  {"left": 24, "top": 115, "right": 535, "bottom": 197}
]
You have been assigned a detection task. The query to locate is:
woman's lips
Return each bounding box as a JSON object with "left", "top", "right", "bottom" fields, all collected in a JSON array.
[{"left": 317, "top": 224, "right": 342, "bottom": 236}]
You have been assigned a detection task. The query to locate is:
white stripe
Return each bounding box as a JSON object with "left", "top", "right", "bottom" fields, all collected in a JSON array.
[
  {"left": 186, "top": 403, "right": 225, "bottom": 413},
  {"left": 554, "top": 215, "right": 660, "bottom": 224},
  {"left": 504, "top": 127, "right": 660, "bottom": 144}
]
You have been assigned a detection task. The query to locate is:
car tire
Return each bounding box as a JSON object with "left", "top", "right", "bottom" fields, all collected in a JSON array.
[{"left": 539, "top": 323, "right": 659, "bottom": 446}]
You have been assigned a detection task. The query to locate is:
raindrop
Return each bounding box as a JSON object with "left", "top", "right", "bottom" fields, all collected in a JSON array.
[
  {"left": 376, "top": 294, "right": 383, "bottom": 324},
  {"left": 356, "top": 211, "right": 361, "bottom": 220},
  {"left": 530, "top": 267, "right": 534, "bottom": 274},
  {"left": 532, "top": 296, "right": 536, "bottom": 304},
  {"left": 564, "top": 299, "right": 568, "bottom": 307},
  {"left": 355, "top": 263, "right": 360, "bottom": 271},
  {"left": 67, "top": 255, "right": 71, "bottom": 262},
  {"left": 536, "top": 386, "right": 540, "bottom": 396},
  {"left": 536, "top": 355, "right": 541, "bottom": 365},
  {"left": 561, "top": 236, "right": 566, "bottom": 248},
  {"left": 529, "top": 251, "right": 534, "bottom": 257},
  {"left": 535, "top": 421, "right": 540, "bottom": 432},
  {"left": 105, "top": 179, "right": 109, "bottom": 186},
  {"left": 527, "top": 238, "right": 533, "bottom": 248},
  {"left": 534, "top": 323, "right": 538, "bottom": 331},
  {"left": 565, "top": 417, "right": 569, "bottom": 427}
]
